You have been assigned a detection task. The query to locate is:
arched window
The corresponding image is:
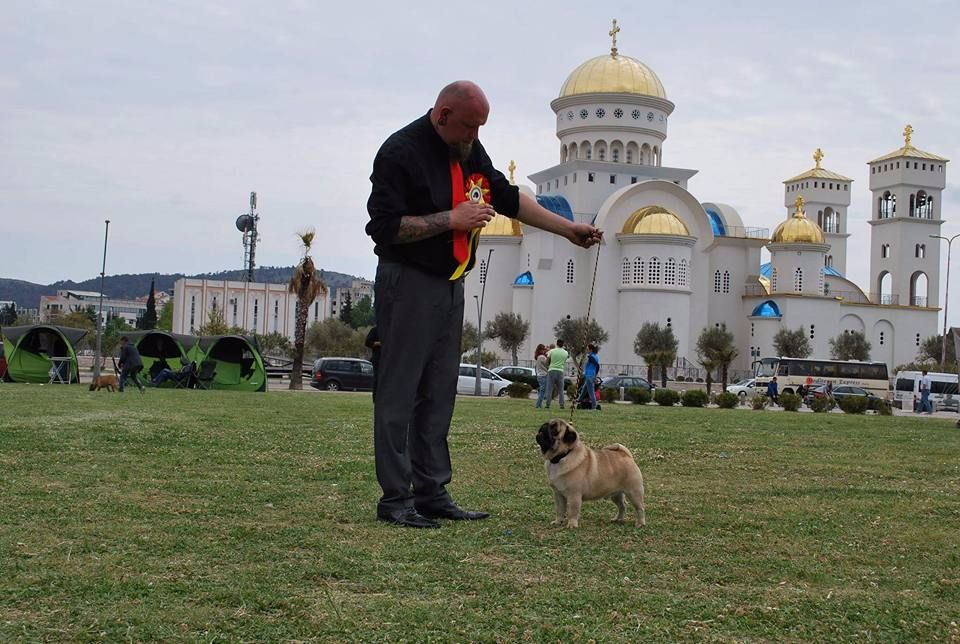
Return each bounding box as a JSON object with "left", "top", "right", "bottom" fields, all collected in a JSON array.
[
  {"left": 879, "top": 191, "right": 895, "bottom": 219},
  {"left": 910, "top": 271, "right": 928, "bottom": 307},
  {"left": 722, "top": 270, "right": 731, "bottom": 294},
  {"left": 917, "top": 244, "right": 926, "bottom": 258},
  {"left": 678, "top": 259, "right": 688, "bottom": 287},
  {"left": 648, "top": 258, "right": 661, "bottom": 284},
  {"left": 633, "top": 258, "right": 645, "bottom": 284},
  {"left": 653, "top": 146, "right": 660, "bottom": 166},
  {"left": 626, "top": 142, "right": 638, "bottom": 165},
  {"left": 714, "top": 270, "right": 722, "bottom": 293},
  {"left": 915, "top": 191, "right": 933, "bottom": 218},
  {"left": 909, "top": 193, "right": 915, "bottom": 217},
  {"left": 825, "top": 255, "right": 833, "bottom": 267},
  {"left": 665, "top": 258, "right": 677, "bottom": 285},
  {"left": 818, "top": 268, "right": 825, "bottom": 294},
  {"left": 565, "top": 259, "right": 575, "bottom": 284},
  {"left": 640, "top": 143, "right": 651, "bottom": 165},
  {"left": 560, "top": 144, "right": 567, "bottom": 163},
  {"left": 823, "top": 207, "right": 835, "bottom": 233},
  {"left": 595, "top": 140, "right": 607, "bottom": 162},
  {"left": 611, "top": 140, "right": 623, "bottom": 164},
  {"left": 794, "top": 268, "right": 803, "bottom": 292},
  {"left": 621, "top": 258, "right": 631, "bottom": 284},
  {"left": 771, "top": 268, "right": 778, "bottom": 292},
  {"left": 878, "top": 271, "right": 893, "bottom": 304},
  {"left": 582, "top": 141, "right": 592, "bottom": 160},
  {"left": 881, "top": 243, "right": 891, "bottom": 258},
  {"left": 479, "top": 259, "right": 487, "bottom": 284}
]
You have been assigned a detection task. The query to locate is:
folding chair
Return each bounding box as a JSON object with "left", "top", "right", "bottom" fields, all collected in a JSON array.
[
  {"left": 195, "top": 360, "right": 217, "bottom": 390},
  {"left": 174, "top": 362, "right": 197, "bottom": 389}
]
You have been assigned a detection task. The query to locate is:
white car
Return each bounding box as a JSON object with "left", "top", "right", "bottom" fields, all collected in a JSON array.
[
  {"left": 726, "top": 378, "right": 756, "bottom": 401},
  {"left": 458, "top": 364, "right": 510, "bottom": 396}
]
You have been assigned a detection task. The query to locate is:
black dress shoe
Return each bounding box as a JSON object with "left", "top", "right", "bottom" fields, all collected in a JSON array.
[
  {"left": 416, "top": 504, "right": 490, "bottom": 521},
  {"left": 377, "top": 508, "right": 440, "bottom": 529}
]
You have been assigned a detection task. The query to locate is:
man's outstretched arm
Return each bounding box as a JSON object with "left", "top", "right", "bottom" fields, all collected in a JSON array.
[{"left": 516, "top": 193, "right": 602, "bottom": 248}]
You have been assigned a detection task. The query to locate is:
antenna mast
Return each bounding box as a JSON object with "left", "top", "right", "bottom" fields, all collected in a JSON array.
[{"left": 235, "top": 191, "right": 260, "bottom": 282}]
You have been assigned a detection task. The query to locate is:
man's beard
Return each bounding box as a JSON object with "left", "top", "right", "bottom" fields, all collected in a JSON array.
[{"left": 449, "top": 141, "right": 474, "bottom": 162}]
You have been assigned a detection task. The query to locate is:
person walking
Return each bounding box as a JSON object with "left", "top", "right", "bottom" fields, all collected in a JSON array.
[
  {"left": 117, "top": 336, "right": 145, "bottom": 393},
  {"left": 365, "top": 81, "right": 602, "bottom": 529},
  {"left": 579, "top": 343, "right": 600, "bottom": 410},
  {"left": 544, "top": 339, "right": 570, "bottom": 409},
  {"left": 534, "top": 343, "right": 549, "bottom": 408},
  {"left": 920, "top": 369, "right": 933, "bottom": 414},
  {"left": 766, "top": 376, "right": 779, "bottom": 406}
]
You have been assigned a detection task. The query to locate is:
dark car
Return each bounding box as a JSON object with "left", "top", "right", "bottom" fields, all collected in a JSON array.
[
  {"left": 601, "top": 375, "right": 656, "bottom": 394},
  {"left": 311, "top": 357, "right": 375, "bottom": 391},
  {"left": 804, "top": 384, "right": 880, "bottom": 405}
]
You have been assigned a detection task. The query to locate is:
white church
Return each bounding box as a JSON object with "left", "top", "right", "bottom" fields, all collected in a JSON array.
[{"left": 465, "top": 24, "right": 949, "bottom": 374}]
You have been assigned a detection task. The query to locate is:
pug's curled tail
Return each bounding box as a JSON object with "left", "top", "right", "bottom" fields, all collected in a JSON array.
[{"left": 603, "top": 443, "right": 633, "bottom": 458}]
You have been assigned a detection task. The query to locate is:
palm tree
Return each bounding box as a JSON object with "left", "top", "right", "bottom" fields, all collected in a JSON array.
[{"left": 288, "top": 229, "right": 327, "bottom": 390}]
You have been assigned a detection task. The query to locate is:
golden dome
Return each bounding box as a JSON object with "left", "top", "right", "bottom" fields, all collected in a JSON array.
[
  {"left": 621, "top": 205, "right": 689, "bottom": 235},
  {"left": 559, "top": 53, "right": 667, "bottom": 99},
  {"left": 480, "top": 213, "right": 522, "bottom": 237},
  {"left": 771, "top": 196, "right": 825, "bottom": 244}
]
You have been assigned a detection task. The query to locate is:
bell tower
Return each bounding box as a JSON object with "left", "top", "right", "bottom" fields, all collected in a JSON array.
[
  {"left": 868, "top": 125, "right": 949, "bottom": 307},
  {"left": 782, "top": 148, "right": 852, "bottom": 275}
]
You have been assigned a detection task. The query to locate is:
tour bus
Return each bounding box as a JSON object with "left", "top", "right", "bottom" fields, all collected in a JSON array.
[
  {"left": 892, "top": 370, "right": 959, "bottom": 411},
  {"left": 753, "top": 357, "right": 890, "bottom": 398}
]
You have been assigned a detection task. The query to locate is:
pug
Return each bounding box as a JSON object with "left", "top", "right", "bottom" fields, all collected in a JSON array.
[
  {"left": 536, "top": 419, "right": 645, "bottom": 528},
  {"left": 89, "top": 374, "right": 119, "bottom": 392}
]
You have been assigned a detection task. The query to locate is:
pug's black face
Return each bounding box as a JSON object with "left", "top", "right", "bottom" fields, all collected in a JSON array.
[{"left": 536, "top": 419, "right": 577, "bottom": 454}]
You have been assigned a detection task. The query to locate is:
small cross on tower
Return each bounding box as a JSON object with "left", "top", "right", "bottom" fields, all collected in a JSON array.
[
  {"left": 794, "top": 195, "right": 805, "bottom": 216},
  {"left": 903, "top": 124, "right": 914, "bottom": 148},
  {"left": 813, "top": 148, "right": 824, "bottom": 170},
  {"left": 609, "top": 18, "right": 620, "bottom": 57}
]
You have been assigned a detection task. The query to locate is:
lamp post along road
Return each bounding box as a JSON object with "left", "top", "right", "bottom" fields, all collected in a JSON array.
[
  {"left": 474, "top": 248, "right": 494, "bottom": 396},
  {"left": 931, "top": 233, "right": 960, "bottom": 366},
  {"left": 93, "top": 220, "right": 111, "bottom": 379}
]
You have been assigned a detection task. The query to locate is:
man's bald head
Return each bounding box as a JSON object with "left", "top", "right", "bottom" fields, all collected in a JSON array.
[{"left": 431, "top": 81, "right": 490, "bottom": 161}]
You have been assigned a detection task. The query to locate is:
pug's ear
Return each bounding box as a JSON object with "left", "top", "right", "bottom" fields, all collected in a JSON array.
[
  {"left": 538, "top": 422, "right": 552, "bottom": 434},
  {"left": 562, "top": 429, "right": 577, "bottom": 444}
]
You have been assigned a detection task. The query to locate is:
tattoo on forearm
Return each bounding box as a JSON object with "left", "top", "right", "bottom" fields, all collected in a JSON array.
[{"left": 394, "top": 211, "right": 451, "bottom": 244}]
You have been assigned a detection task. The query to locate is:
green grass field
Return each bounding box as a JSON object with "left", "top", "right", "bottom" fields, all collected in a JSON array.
[{"left": 2, "top": 385, "right": 959, "bottom": 642}]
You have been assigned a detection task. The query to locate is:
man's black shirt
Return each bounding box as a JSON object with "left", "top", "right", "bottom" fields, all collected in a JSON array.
[{"left": 366, "top": 111, "right": 520, "bottom": 277}]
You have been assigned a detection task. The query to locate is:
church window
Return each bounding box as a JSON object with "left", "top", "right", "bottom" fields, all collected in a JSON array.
[
  {"left": 772, "top": 268, "right": 778, "bottom": 291},
  {"left": 566, "top": 259, "right": 575, "bottom": 284},
  {"left": 621, "top": 258, "right": 631, "bottom": 284},
  {"left": 253, "top": 298, "right": 259, "bottom": 331},
  {"left": 631, "top": 109, "right": 641, "bottom": 119},
  {"left": 751, "top": 322, "right": 755, "bottom": 337},
  {"left": 479, "top": 260, "right": 487, "bottom": 284},
  {"left": 598, "top": 148, "right": 605, "bottom": 161},
  {"left": 573, "top": 173, "right": 577, "bottom": 183},
  {"left": 630, "top": 177, "right": 637, "bottom": 184},
  {"left": 665, "top": 258, "right": 677, "bottom": 285},
  {"left": 916, "top": 333, "right": 921, "bottom": 346},
  {"left": 527, "top": 253, "right": 531, "bottom": 268},
  {"left": 588, "top": 172, "right": 595, "bottom": 182},
  {"left": 564, "top": 176, "right": 568, "bottom": 186},
  {"left": 794, "top": 268, "right": 803, "bottom": 292},
  {"left": 609, "top": 175, "right": 616, "bottom": 184},
  {"left": 612, "top": 149, "right": 619, "bottom": 162},
  {"left": 916, "top": 244, "right": 926, "bottom": 258},
  {"left": 881, "top": 243, "right": 891, "bottom": 258},
  {"left": 914, "top": 191, "right": 933, "bottom": 218},
  {"left": 922, "top": 163, "right": 927, "bottom": 170},
  {"left": 896, "top": 161, "right": 900, "bottom": 168},
  {"left": 818, "top": 268, "right": 825, "bottom": 293},
  {"left": 633, "top": 258, "right": 645, "bottom": 284},
  {"left": 914, "top": 162, "right": 918, "bottom": 169},
  {"left": 844, "top": 185, "right": 848, "bottom": 190},
  {"left": 814, "top": 181, "right": 818, "bottom": 188},
  {"left": 666, "top": 317, "right": 672, "bottom": 328},
  {"left": 713, "top": 270, "right": 722, "bottom": 293},
  {"left": 190, "top": 295, "right": 196, "bottom": 330},
  {"left": 626, "top": 150, "right": 633, "bottom": 163},
  {"left": 273, "top": 300, "right": 280, "bottom": 333},
  {"left": 595, "top": 108, "right": 606, "bottom": 118},
  {"left": 879, "top": 331, "right": 885, "bottom": 345},
  {"left": 579, "top": 109, "right": 588, "bottom": 119},
  {"left": 679, "top": 259, "right": 688, "bottom": 287},
  {"left": 810, "top": 324, "right": 815, "bottom": 339},
  {"left": 614, "top": 108, "right": 623, "bottom": 118},
  {"left": 648, "top": 258, "right": 661, "bottom": 284},
  {"left": 722, "top": 270, "right": 731, "bottom": 294},
  {"left": 871, "top": 167, "right": 875, "bottom": 174}
]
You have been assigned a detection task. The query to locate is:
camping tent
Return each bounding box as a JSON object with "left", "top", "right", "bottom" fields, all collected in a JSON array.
[
  {"left": 1, "top": 325, "right": 88, "bottom": 383},
  {"left": 197, "top": 335, "right": 266, "bottom": 392},
  {"left": 126, "top": 330, "right": 197, "bottom": 384}
]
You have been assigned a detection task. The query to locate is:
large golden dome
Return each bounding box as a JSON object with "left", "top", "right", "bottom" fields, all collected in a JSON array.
[
  {"left": 559, "top": 53, "right": 667, "bottom": 99},
  {"left": 622, "top": 205, "right": 689, "bottom": 235},
  {"left": 480, "top": 213, "right": 522, "bottom": 237},
  {"left": 771, "top": 197, "right": 824, "bottom": 244}
]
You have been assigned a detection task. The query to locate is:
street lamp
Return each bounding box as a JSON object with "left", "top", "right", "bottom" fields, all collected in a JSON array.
[
  {"left": 930, "top": 233, "right": 960, "bottom": 365},
  {"left": 474, "top": 248, "right": 494, "bottom": 396},
  {"left": 93, "top": 220, "right": 111, "bottom": 378}
]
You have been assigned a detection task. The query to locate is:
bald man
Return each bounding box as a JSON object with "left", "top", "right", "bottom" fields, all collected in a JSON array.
[{"left": 366, "top": 81, "right": 602, "bottom": 528}]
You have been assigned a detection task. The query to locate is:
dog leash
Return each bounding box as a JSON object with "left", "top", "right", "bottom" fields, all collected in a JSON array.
[{"left": 570, "top": 241, "right": 602, "bottom": 422}]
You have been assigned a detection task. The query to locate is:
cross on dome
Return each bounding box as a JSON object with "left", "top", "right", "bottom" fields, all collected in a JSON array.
[
  {"left": 609, "top": 18, "right": 620, "bottom": 57},
  {"left": 794, "top": 195, "right": 805, "bottom": 217},
  {"left": 813, "top": 148, "right": 824, "bottom": 169},
  {"left": 903, "top": 124, "right": 914, "bottom": 147}
]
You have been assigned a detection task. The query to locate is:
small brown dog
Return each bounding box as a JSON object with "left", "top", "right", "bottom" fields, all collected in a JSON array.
[
  {"left": 536, "top": 419, "right": 646, "bottom": 528},
  {"left": 89, "top": 374, "right": 119, "bottom": 392}
]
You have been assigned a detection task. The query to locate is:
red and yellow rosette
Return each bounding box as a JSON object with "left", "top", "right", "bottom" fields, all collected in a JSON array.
[{"left": 450, "top": 173, "right": 490, "bottom": 280}]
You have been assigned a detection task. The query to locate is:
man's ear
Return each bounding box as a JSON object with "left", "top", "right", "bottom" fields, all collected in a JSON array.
[{"left": 562, "top": 429, "right": 577, "bottom": 444}]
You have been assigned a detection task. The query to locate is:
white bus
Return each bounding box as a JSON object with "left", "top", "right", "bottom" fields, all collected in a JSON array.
[
  {"left": 892, "top": 370, "right": 959, "bottom": 411},
  {"left": 753, "top": 357, "right": 890, "bottom": 398}
]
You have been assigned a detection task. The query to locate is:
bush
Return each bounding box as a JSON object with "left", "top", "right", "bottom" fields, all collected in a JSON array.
[
  {"left": 751, "top": 394, "right": 767, "bottom": 410},
  {"left": 780, "top": 392, "right": 802, "bottom": 412},
  {"left": 600, "top": 387, "right": 618, "bottom": 403},
  {"left": 505, "top": 382, "right": 533, "bottom": 399},
  {"left": 675, "top": 375, "right": 685, "bottom": 382},
  {"left": 837, "top": 395, "right": 869, "bottom": 414},
  {"left": 625, "top": 387, "right": 652, "bottom": 405},
  {"left": 654, "top": 388, "right": 680, "bottom": 406},
  {"left": 680, "top": 389, "right": 708, "bottom": 407},
  {"left": 716, "top": 392, "right": 739, "bottom": 409},
  {"left": 870, "top": 398, "right": 893, "bottom": 416},
  {"left": 809, "top": 396, "right": 835, "bottom": 413},
  {"left": 695, "top": 377, "right": 704, "bottom": 383}
]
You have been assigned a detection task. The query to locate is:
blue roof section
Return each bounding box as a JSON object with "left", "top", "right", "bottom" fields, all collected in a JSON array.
[
  {"left": 536, "top": 194, "right": 574, "bottom": 222},
  {"left": 514, "top": 271, "right": 534, "bottom": 286},
  {"left": 760, "top": 261, "right": 844, "bottom": 279},
  {"left": 705, "top": 208, "right": 726, "bottom": 236},
  {"left": 751, "top": 300, "right": 782, "bottom": 318}
]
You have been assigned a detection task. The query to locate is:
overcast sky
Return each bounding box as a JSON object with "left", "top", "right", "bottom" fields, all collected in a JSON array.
[{"left": 3, "top": 1, "right": 959, "bottom": 320}]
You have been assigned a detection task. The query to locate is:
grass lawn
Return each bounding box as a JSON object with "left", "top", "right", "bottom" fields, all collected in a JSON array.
[{"left": 2, "top": 385, "right": 959, "bottom": 642}]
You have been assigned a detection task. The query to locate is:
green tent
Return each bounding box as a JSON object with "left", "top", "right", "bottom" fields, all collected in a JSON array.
[
  {"left": 197, "top": 335, "right": 266, "bottom": 392},
  {"left": 1, "top": 325, "right": 87, "bottom": 384},
  {"left": 126, "top": 330, "right": 197, "bottom": 386}
]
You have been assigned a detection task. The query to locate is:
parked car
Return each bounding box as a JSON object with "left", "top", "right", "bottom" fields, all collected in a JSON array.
[
  {"left": 726, "top": 378, "right": 756, "bottom": 402},
  {"left": 803, "top": 384, "right": 881, "bottom": 405},
  {"left": 311, "top": 357, "right": 375, "bottom": 391},
  {"left": 492, "top": 365, "right": 538, "bottom": 388},
  {"left": 600, "top": 375, "right": 656, "bottom": 395},
  {"left": 458, "top": 364, "right": 511, "bottom": 396}
]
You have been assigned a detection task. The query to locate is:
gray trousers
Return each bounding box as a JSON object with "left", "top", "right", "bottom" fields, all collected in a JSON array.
[
  {"left": 373, "top": 262, "right": 464, "bottom": 513},
  {"left": 544, "top": 370, "right": 565, "bottom": 408}
]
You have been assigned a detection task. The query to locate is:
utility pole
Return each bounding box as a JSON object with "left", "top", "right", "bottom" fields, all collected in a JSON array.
[
  {"left": 93, "top": 220, "right": 110, "bottom": 378},
  {"left": 931, "top": 233, "right": 960, "bottom": 365}
]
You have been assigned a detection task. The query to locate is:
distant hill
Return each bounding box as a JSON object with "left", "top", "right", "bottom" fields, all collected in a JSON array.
[{"left": 0, "top": 266, "right": 366, "bottom": 309}]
